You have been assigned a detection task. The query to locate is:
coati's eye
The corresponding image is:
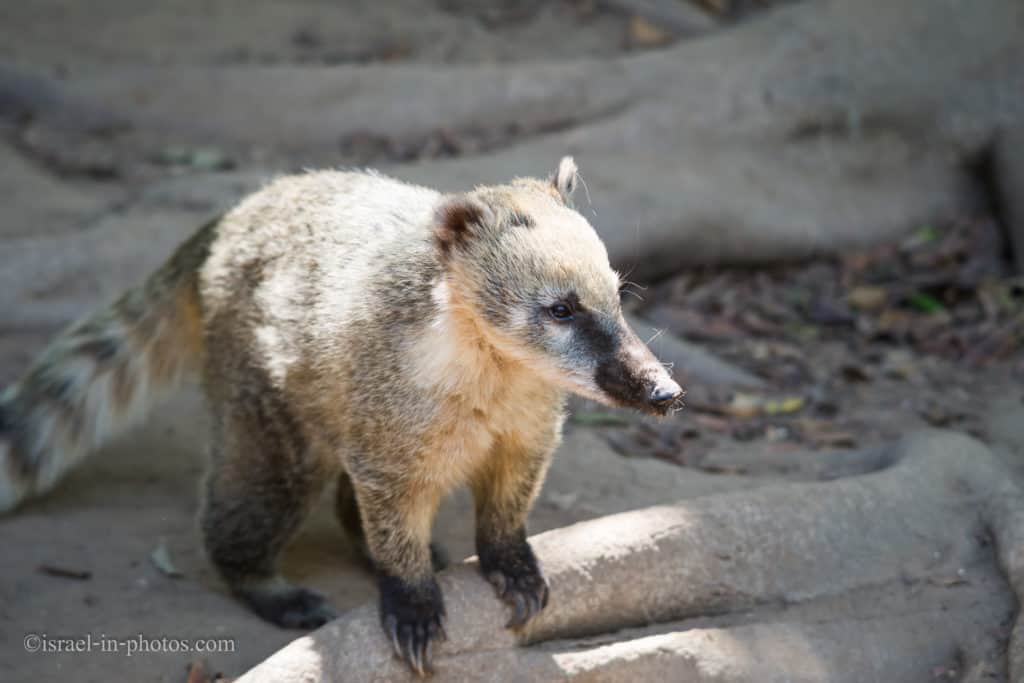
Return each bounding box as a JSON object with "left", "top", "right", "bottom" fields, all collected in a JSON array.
[{"left": 548, "top": 303, "right": 574, "bottom": 321}]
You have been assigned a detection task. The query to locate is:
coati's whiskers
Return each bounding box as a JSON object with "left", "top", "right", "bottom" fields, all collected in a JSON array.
[
  {"left": 576, "top": 172, "right": 595, "bottom": 216},
  {"left": 620, "top": 286, "right": 645, "bottom": 302},
  {"left": 645, "top": 328, "right": 666, "bottom": 345}
]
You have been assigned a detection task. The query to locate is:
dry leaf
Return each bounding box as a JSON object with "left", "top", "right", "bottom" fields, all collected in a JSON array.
[
  {"left": 723, "top": 393, "right": 762, "bottom": 418},
  {"left": 847, "top": 285, "right": 888, "bottom": 311},
  {"left": 928, "top": 576, "right": 968, "bottom": 587},
  {"left": 151, "top": 538, "right": 184, "bottom": 579},
  {"left": 840, "top": 363, "right": 872, "bottom": 383},
  {"left": 628, "top": 16, "right": 673, "bottom": 47},
  {"left": 186, "top": 661, "right": 217, "bottom": 683},
  {"left": 795, "top": 420, "right": 858, "bottom": 448},
  {"left": 763, "top": 397, "right": 805, "bottom": 415}
]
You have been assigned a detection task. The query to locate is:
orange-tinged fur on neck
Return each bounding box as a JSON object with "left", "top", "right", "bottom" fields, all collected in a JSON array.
[{"left": 408, "top": 278, "right": 563, "bottom": 493}]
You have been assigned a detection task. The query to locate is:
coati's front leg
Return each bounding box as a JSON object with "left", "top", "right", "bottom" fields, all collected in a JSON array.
[
  {"left": 336, "top": 472, "right": 449, "bottom": 571},
  {"left": 350, "top": 473, "right": 447, "bottom": 676},
  {"left": 471, "top": 444, "right": 554, "bottom": 629}
]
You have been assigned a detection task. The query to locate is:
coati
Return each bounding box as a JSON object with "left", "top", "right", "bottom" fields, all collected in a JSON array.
[{"left": 0, "top": 157, "right": 683, "bottom": 675}]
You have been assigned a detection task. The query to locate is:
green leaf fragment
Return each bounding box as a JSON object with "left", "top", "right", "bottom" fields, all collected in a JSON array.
[{"left": 908, "top": 292, "right": 944, "bottom": 313}]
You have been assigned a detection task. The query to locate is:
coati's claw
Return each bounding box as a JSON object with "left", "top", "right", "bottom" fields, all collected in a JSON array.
[
  {"left": 388, "top": 613, "right": 445, "bottom": 677},
  {"left": 509, "top": 591, "right": 529, "bottom": 628},
  {"left": 494, "top": 570, "right": 549, "bottom": 628},
  {"left": 480, "top": 540, "right": 550, "bottom": 629},
  {"left": 378, "top": 574, "right": 446, "bottom": 677},
  {"left": 402, "top": 623, "right": 426, "bottom": 677},
  {"left": 384, "top": 613, "right": 400, "bottom": 656}
]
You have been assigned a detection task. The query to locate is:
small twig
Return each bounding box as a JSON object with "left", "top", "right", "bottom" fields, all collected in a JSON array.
[{"left": 38, "top": 564, "right": 92, "bottom": 580}]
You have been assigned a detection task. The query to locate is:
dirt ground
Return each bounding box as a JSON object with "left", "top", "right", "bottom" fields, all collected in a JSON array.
[{"left": 1, "top": 2, "right": 1023, "bottom": 682}]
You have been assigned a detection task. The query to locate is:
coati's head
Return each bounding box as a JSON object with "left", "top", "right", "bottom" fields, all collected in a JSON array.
[{"left": 433, "top": 157, "right": 683, "bottom": 416}]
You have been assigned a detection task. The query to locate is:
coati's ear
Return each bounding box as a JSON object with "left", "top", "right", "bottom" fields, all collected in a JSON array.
[
  {"left": 550, "top": 156, "right": 578, "bottom": 206},
  {"left": 434, "top": 196, "right": 490, "bottom": 259}
]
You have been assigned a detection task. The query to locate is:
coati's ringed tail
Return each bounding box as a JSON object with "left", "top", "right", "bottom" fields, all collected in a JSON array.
[{"left": 0, "top": 221, "right": 216, "bottom": 512}]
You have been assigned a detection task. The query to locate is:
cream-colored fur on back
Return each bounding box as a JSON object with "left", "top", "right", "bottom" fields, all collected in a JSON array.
[{"left": 197, "top": 169, "right": 574, "bottom": 493}]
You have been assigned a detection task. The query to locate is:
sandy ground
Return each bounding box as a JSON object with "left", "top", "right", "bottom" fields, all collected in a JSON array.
[{"left": 1, "top": 2, "right": 1023, "bottom": 681}]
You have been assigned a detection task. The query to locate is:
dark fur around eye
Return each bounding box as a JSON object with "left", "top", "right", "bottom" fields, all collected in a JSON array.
[{"left": 548, "top": 303, "right": 573, "bottom": 321}]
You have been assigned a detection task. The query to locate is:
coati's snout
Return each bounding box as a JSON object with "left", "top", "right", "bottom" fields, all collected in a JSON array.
[
  {"left": 593, "top": 318, "right": 683, "bottom": 416},
  {"left": 543, "top": 303, "right": 684, "bottom": 415}
]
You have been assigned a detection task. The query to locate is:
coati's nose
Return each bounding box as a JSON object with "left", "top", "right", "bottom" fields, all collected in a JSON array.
[{"left": 649, "top": 379, "right": 683, "bottom": 408}]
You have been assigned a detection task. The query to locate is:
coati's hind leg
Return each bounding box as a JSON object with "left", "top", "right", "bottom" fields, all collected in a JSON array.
[
  {"left": 336, "top": 471, "right": 449, "bottom": 571},
  {"left": 201, "top": 395, "right": 337, "bottom": 630},
  {"left": 471, "top": 443, "right": 553, "bottom": 629}
]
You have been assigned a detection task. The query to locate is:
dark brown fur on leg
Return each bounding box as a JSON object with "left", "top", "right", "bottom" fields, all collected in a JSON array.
[
  {"left": 335, "top": 471, "right": 370, "bottom": 562},
  {"left": 471, "top": 442, "right": 552, "bottom": 629},
  {"left": 201, "top": 378, "right": 337, "bottom": 630}
]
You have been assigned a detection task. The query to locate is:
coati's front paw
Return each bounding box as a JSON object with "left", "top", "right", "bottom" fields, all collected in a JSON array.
[
  {"left": 378, "top": 574, "right": 447, "bottom": 677},
  {"left": 478, "top": 539, "right": 550, "bottom": 629}
]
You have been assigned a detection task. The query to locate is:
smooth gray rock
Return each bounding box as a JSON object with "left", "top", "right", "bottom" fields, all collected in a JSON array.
[{"left": 238, "top": 430, "right": 1024, "bottom": 682}]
